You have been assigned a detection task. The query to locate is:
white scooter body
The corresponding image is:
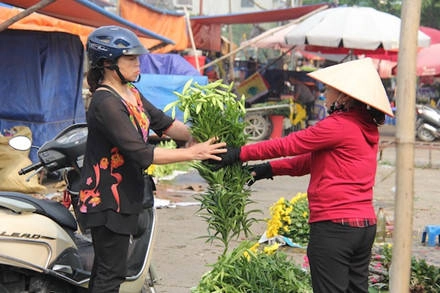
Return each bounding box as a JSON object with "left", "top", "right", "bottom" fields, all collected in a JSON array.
[
  {"left": 0, "top": 198, "right": 75, "bottom": 272},
  {"left": 0, "top": 124, "right": 157, "bottom": 293}
]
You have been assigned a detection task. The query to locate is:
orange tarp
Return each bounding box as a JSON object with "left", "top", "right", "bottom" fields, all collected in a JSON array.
[
  {"left": 0, "top": 6, "right": 174, "bottom": 52},
  {"left": 2, "top": 0, "right": 174, "bottom": 52},
  {"left": 119, "top": 0, "right": 188, "bottom": 53},
  {"left": 0, "top": 6, "right": 94, "bottom": 44}
]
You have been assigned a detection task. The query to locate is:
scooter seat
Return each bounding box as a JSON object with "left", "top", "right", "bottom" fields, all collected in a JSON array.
[{"left": 0, "top": 191, "right": 77, "bottom": 231}]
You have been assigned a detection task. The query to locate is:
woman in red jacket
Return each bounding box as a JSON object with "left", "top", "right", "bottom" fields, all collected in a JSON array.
[{"left": 212, "top": 58, "right": 394, "bottom": 293}]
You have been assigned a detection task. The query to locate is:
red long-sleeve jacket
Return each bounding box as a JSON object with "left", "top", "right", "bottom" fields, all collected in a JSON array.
[{"left": 240, "top": 108, "right": 379, "bottom": 223}]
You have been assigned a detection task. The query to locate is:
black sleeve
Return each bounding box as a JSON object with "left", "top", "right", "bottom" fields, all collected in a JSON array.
[{"left": 91, "top": 91, "right": 155, "bottom": 170}]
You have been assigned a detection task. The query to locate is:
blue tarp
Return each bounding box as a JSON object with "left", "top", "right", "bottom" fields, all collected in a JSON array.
[
  {"left": 0, "top": 29, "right": 86, "bottom": 161},
  {"left": 139, "top": 54, "right": 201, "bottom": 76},
  {"left": 0, "top": 31, "right": 205, "bottom": 164},
  {"left": 137, "top": 54, "right": 208, "bottom": 122}
]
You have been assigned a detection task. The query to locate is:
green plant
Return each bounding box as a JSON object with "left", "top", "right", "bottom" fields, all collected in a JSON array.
[
  {"left": 410, "top": 257, "right": 440, "bottom": 292},
  {"left": 369, "top": 243, "right": 440, "bottom": 292},
  {"left": 191, "top": 241, "right": 313, "bottom": 293},
  {"left": 165, "top": 79, "right": 261, "bottom": 253},
  {"left": 266, "top": 193, "right": 310, "bottom": 246},
  {"left": 165, "top": 80, "right": 248, "bottom": 144}
]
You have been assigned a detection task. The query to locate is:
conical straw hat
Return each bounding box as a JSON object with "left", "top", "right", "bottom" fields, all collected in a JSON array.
[{"left": 308, "top": 58, "right": 394, "bottom": 117}]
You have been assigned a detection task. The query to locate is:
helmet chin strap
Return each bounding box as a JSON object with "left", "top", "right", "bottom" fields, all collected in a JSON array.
[
  {"left": 105, "top": 63, "right": 141, "bottom": 84},
  {"left": 105, "top": 64, "right": 129, "bottom": 84}
]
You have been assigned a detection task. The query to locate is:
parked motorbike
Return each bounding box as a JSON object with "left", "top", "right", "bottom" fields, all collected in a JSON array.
[
  {"left": 0, "top": 123, "right": 157, "bottom": 292},
  {"left": 416, "top": 104, "right": 440, "bottom": 142}
]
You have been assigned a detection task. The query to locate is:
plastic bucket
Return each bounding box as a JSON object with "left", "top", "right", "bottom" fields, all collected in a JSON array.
[
  {"left": 183, "top": 55, "right": 206, "bottom": 74},
  {"left": 269, "top": 115, "right": 284, "bottom": 139}
]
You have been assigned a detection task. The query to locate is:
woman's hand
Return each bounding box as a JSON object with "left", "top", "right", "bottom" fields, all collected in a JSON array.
[
  {"left": 247, "top": 162, "right": 273, "bottom": 186},
  {"left": 189, "top": 138, "right": 226, "bottom": 161},
  {"left": 152, "top": 137, "right": 225, "bottom": 165}
]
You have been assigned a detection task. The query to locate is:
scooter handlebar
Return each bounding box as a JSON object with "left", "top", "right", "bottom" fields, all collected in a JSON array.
[{"left": 18, "top": 162, "right": 43, "bottom": 175}]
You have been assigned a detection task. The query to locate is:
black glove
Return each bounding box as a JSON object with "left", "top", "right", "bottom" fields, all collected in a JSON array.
[
  {"left": 247, "top": 162, "right": 273, "bottom": 186},
  {"left": 206, "top": 146, "right": 241, "bottom": 171}
]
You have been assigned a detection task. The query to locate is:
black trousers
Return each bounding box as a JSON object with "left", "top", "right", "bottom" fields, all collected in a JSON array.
[
  {"left": 307, "top": 221, "right": 376, "bottom": 293},
  {"left": 89, "top": 226, "right": 130, "bottom": 293}
]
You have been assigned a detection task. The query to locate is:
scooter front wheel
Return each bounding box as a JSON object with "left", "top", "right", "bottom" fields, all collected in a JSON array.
[
  {"left": 417, "top": 126, "right": 436, "bottom": 142},
  {"left": 0, "top": 271, "right": 75, "bottom": 293}
]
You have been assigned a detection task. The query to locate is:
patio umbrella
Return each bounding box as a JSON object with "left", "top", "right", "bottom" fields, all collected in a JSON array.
[
  {"left": 285, "top": 6, "right": 430, "bottom": 56},
  {"left": 416, "top": 43, "right": 440, "bottom": 76},
  {"left": 240, "top": 22, "right": 337, "bottom": 63},
  {"left": 420, "top": 26, "right": 440, "bottom": 45},
  {"left": 241, "top": 22, "right": 297, "bottom": 50}
]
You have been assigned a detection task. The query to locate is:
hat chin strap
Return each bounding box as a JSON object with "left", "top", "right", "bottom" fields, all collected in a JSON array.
[{"left": 328, "top": 93, "right": 347, "bottom": 114}]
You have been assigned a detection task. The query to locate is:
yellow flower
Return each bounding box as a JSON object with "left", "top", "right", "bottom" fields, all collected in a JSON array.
[
  {"left": 243, "top": 242, "right": 259, "bottom": 261},
  {"left": 271, "top": 204, "right": 283, "bottom": 215},
  {"left": 250, "top": 242, "right": 259, "bottom": 252},
  {"left": 266, "top": 192, "right": 310, "bottom": 245},
  {"left": 283, "top": 216, "right": 292, "bottom": 224},
  {"left": 290, "top": 192, "right": 307, "bottom": 204},
  {"left": 263, "top": 243, "right": 280, "bottom": 255},
  {"left": 267, "top": 222, "right": 281, "bottom": 238},
  {"left": 243, "top": 251, "right": 250, "bottom": 261},
  {"left": 146, "top": 164, "right": 156, "bottom": 175}
]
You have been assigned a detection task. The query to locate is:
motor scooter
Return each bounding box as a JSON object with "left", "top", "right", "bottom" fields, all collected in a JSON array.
[
  {"left": 415, "top": 104, "right": 440, "bottom": 142},
  {"left": 0, "top": 123, "right": 157, "bottom": 292}
]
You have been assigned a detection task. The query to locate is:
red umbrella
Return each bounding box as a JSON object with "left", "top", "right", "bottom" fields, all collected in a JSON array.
[
  {"left": 417, "top": 44, "right": 440, "bottom": 76},
  {"left": 420, "top": 26, "right": 440, "bottom": 45}
]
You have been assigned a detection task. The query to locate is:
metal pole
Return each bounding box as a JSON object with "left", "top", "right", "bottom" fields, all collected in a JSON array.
[
  {"left": 184, "top": 6, "right": 200, "bottom": 72},
  {"left": 0, "top": 0, "right": 55, "bottom": 32},
  {"left": 389, "top": 1, "right": 422, "bottom": 292},
  {"left": 228, "top": 0, "right": 234, "bottom": 82}
]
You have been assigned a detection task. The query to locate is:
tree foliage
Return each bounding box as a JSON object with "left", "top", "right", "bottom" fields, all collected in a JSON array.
[{"left": 421, "top": 0, "right": 440, "bottom": 29}]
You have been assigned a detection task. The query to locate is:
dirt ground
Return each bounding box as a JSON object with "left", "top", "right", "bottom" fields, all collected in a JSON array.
[{"left": 149, "top": 127, "right": 440, "bottom": 293}]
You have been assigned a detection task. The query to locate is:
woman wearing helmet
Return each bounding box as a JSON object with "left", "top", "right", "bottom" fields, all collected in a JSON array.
[
  {"left": 210, "top": 58, "right": 394, "bottom": 293},
  {"left": 78, "top": 26, "right": 225, "bottom": 292}
]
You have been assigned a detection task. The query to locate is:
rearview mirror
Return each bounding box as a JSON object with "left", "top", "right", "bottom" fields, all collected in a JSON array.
[{"left": 9, "top": 136, "right": 32, "bottom": 151}]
